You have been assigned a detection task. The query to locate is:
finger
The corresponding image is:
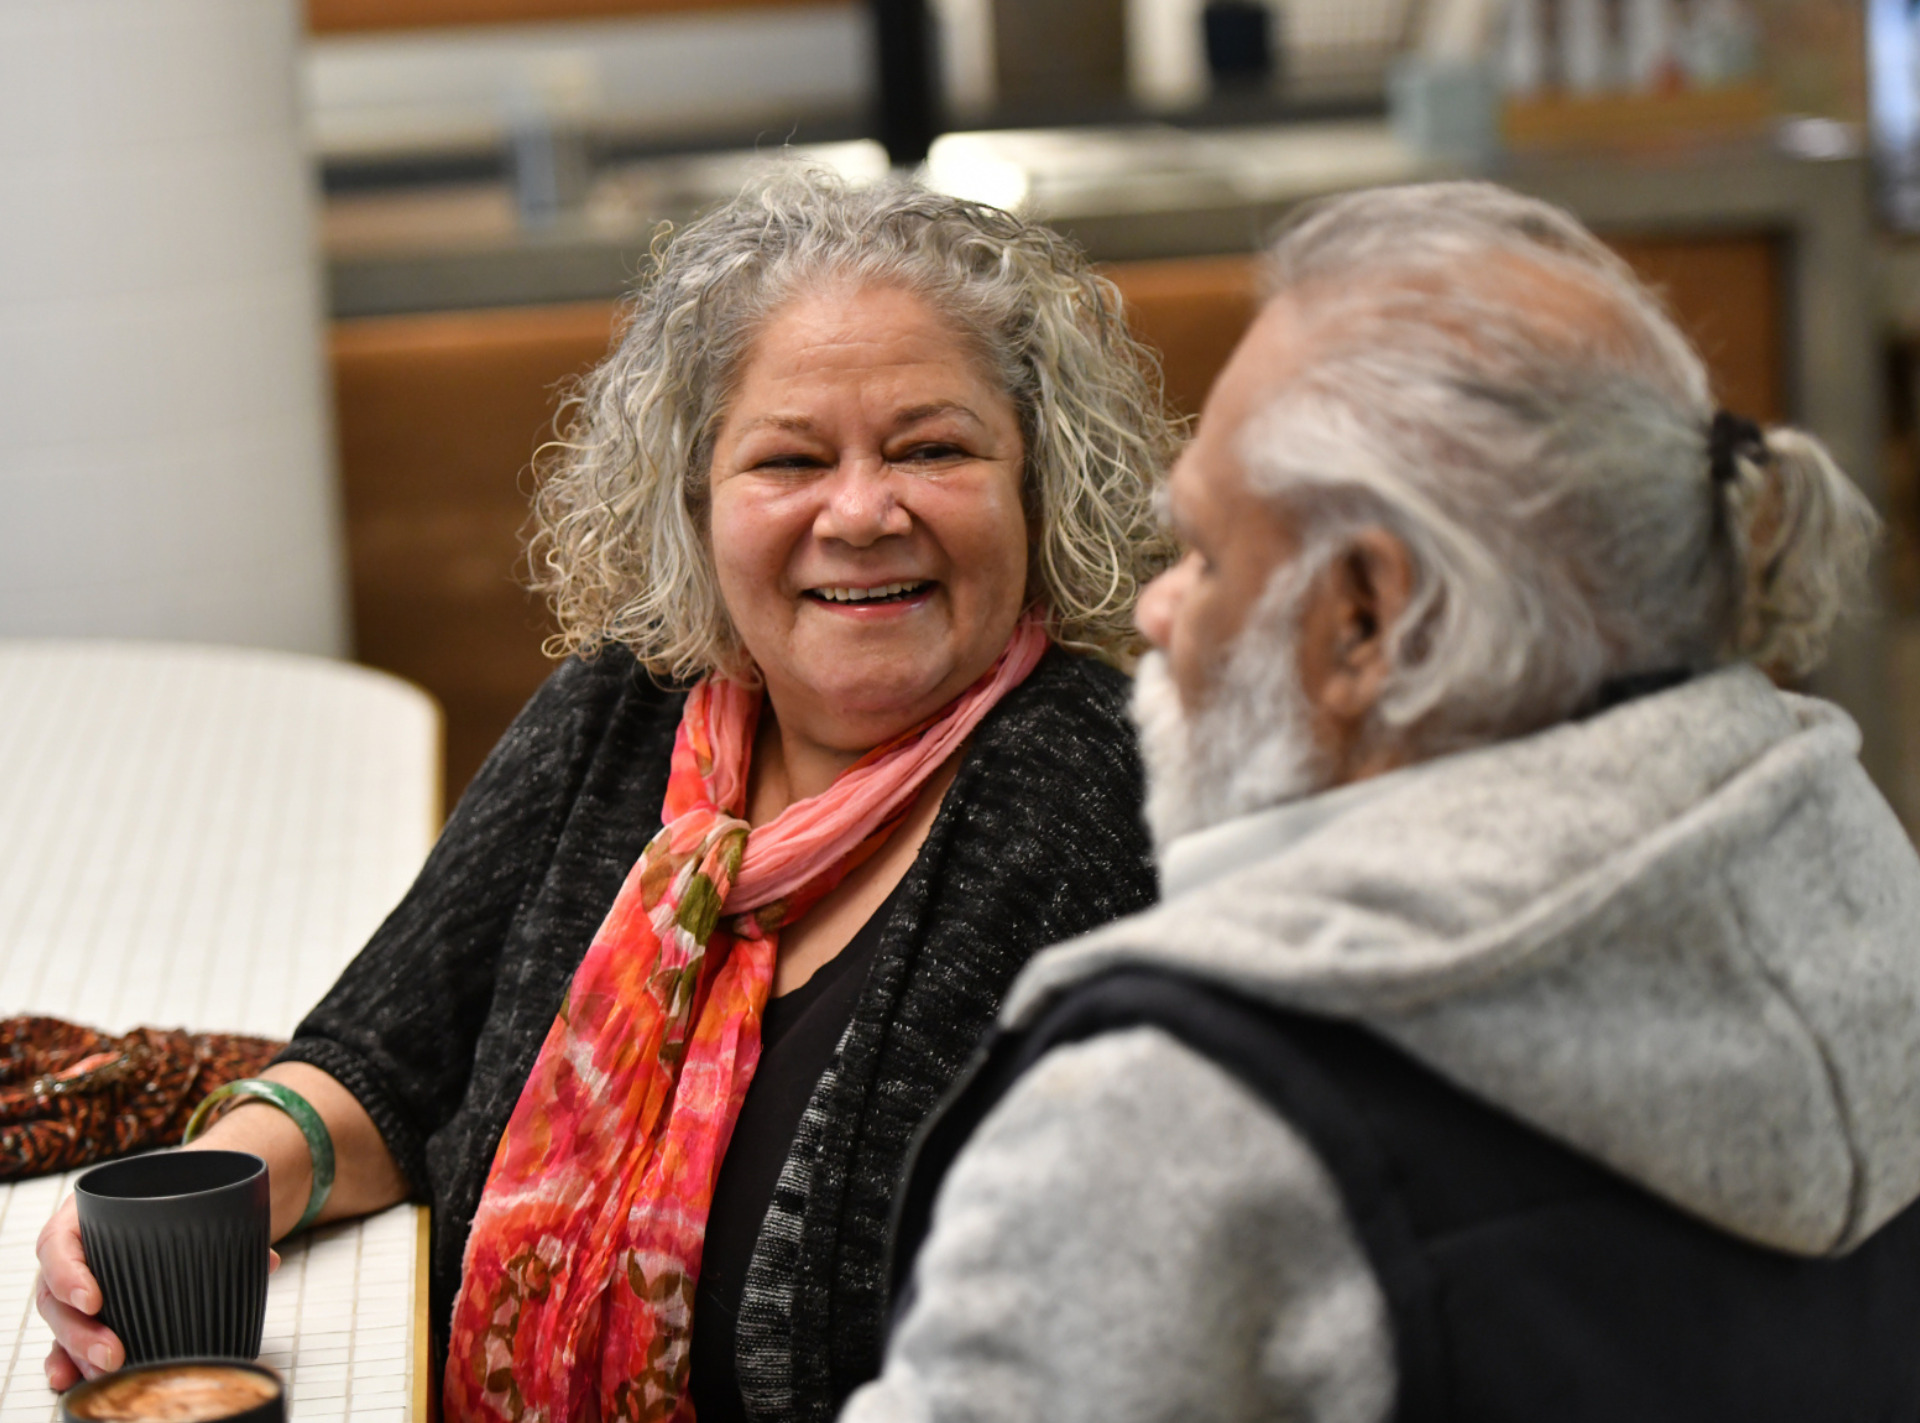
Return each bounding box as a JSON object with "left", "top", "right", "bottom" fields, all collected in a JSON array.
[
  {"left": 45, "top": 1342, "right": 81, "bottom": 1394},
  {"left": 34, "top": 1280, "right": 122, "bottom": 1380},
  {"left": 268, "top": 1247, "right": 281, "bottom": 1275},
  {"left": 36, "top": 1202, "right": 101, "bottom": 1315}
]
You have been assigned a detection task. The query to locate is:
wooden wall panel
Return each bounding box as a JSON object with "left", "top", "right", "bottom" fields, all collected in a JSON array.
[
  {"left": 1105, "top": 255, "right": 1262, "bottom": 418},
  {"left": 332, "top": 303, "right": 615, "bottom": 801},
  {"left": 332, "top": 235, "right": 1783, "bottom": 803},
  {"left": 1608, "top": 235, "right": 1786, "bottom": 424},
  {"left": 309, "top": 0, "right": 839, "bottom": 35},
  {"left": 1107, "top": 236, "right": 1785, "bottom": 423}
]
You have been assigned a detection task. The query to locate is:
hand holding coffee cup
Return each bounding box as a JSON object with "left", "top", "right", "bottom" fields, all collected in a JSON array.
[
  {"left": 40, "top": 1067, "right": 359, "bottom": 1390},
  {"left": 74, "top": 1151, "right": 272, "bottom": 1365},
  {"left": 36, "top": 1152, "right": 274, "bottom": 1382}
]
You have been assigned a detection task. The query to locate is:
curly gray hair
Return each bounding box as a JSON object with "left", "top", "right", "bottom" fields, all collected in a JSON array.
[
  {"left": 1242, "top": 180, "right": 1880, "bottom": 753},
  {"left": 529, "top": 167, "right": 1180, "bottom": 679}
]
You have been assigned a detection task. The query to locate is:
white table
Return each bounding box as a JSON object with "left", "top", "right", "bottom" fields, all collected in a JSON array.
[{"left": 0, "top": 641, "right": 441, "bottom": 1423}]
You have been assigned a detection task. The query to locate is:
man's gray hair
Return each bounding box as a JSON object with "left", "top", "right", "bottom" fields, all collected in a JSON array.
[
  {"left": 530, "top": 166, "right": 1179, "bottom": 679},
  {"left": 1249, "top": 180, "right": 1879, "bottom": 751}
]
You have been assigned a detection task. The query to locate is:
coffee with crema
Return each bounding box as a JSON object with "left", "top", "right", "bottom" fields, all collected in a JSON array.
[{"left": 66, "top": 1364, "right": 279, "bottom": 1423}]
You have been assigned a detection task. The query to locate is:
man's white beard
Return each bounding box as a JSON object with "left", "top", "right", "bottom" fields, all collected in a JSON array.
[{"left": 1131, "top": 562, "right": 1328, "bottom": 850}]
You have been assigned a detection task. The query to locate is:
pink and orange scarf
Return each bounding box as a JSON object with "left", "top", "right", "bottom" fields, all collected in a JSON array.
[{"left": 445, "top": 616, "right": 1048, "bottom": 1423}]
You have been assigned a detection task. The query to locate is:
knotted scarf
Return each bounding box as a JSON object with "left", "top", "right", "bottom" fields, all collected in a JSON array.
[{"left": 445, "top": 615, "right": 1049, "bottom": 1423}]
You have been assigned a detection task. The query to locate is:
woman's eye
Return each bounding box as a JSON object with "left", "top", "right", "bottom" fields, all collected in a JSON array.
[
  {"left": 755, "top": 453, "right": 823, "bottom": 471},
  {"left": 896, "top": 443, "right": 965, "bottom": 463}
]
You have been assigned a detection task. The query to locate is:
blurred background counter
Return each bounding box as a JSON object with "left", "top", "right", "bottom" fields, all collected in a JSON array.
[
  {"left": 8, "top": 0, "right": 1913, "bottom": 825},
  {"left": 319, "top": 122, "right": 1891, "bottom": 807}
]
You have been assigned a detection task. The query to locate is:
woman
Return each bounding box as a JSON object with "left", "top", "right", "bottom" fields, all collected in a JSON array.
[{"left": 37, "top": 169, "right": 1178, "bottom": 1423}]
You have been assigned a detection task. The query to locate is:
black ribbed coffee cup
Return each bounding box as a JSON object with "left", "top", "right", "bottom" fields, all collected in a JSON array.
[
  {"left": 61, "top": 1359, "right": 284, "bottom": 1423},
  {"left": 75, "top": 1151, "right": 271, "bottom": 1364}
]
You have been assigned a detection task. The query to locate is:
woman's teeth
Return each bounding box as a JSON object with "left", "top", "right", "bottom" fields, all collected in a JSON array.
[{"left": 810, "top": 582, "right": 928, "bottom": 604}]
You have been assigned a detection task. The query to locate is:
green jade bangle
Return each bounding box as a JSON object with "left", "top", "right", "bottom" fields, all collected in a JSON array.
[{"left": 183, "top": 1078, "right": 337, "bottom": 1235}]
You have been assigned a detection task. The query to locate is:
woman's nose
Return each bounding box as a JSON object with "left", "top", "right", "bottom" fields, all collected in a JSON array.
[{"left": 816, "top": 461, "right": 912, "bottom": 545}]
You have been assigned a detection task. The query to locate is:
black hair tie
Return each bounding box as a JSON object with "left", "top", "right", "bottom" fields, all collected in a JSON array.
[{"left": 1708, "top": 410, "right": 1766, "bottom": 485}]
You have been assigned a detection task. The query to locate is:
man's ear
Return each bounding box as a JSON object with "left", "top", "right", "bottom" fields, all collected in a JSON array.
[{"left": 1316, "top": 527, "right": 1415, "bottom": 723}]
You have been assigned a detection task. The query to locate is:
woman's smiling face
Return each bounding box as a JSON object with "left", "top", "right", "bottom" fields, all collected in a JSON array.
[{"left": 706, "top": 283, "right": 1031, "bottom": 755}]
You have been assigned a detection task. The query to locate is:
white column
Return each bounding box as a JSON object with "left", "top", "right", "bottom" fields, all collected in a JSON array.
[
  {"left": 1127, "top": 0, "right": 1208, "bottom": 111},
  {"left": 0, "top": 0, "right": 348, "bottom": 655}
]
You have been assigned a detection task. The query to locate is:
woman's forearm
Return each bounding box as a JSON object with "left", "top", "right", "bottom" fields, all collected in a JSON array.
[{"left": 187, "top": 1062, "right": 409, "bottom": 1239}]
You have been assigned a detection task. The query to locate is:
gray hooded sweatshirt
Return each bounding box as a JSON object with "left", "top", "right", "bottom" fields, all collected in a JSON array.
[{"left": 841, "top": 666, "right": 1920, "bottom": 1423}]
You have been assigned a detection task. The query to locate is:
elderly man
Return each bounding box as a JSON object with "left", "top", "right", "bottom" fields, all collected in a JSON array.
[{"left": 841, "top": 182, "right": 1920, "bottom": 1423}]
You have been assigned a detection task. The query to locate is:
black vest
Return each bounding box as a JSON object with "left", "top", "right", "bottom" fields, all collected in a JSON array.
[{"left": 889, "top": 970, "right": 1920, "bottom": 1422}]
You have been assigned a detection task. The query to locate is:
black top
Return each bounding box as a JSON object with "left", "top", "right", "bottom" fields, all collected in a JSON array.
[
  {"left": 691, "top": 881, "right": 900, "bottom": 1423},
  {"left": 895, "top": 970, "right": 1920, "bottom": 1422},
  {"left": 276, "top": 645, "right": 1156, "bottom": 1423}
]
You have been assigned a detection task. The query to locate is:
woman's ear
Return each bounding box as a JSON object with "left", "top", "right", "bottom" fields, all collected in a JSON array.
[{"left": 1309, "top": 527, "right": 1415, "bottom": 727}]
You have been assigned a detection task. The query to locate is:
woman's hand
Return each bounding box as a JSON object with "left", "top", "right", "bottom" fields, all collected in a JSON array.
[
  {"left": 35, "top": 1190, "right": 114, "bottom": 1389},
  {"left": 34, "top": 1062, "right": 407, "bottom": 1391},
  {"left": 34, "top": 1167, "right": 287, "bottom": 1390}
]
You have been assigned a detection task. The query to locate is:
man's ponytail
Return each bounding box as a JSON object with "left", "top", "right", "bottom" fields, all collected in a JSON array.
[{"left": 1721, "top": 425, "right": 1880, "bottom": 678}]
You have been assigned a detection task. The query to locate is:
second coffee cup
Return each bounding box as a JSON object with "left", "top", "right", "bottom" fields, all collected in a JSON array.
[{"left": 61, "top": 1359, "right": 284, "bottom": 1423}]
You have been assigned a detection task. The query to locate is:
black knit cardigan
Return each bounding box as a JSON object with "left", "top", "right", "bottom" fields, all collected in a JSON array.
[{"left": 278, "top": 645, "right": 1156, "bottom": 1422}]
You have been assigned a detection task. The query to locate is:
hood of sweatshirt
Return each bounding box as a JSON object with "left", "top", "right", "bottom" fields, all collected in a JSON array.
[{"left": 1004, "top": 666, "right": 1920, "bottom": 1257}]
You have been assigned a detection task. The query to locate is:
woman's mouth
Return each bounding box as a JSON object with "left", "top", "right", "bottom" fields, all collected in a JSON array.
[{"left": 804, "top": 581, "right": 935, "bottom": 606}]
